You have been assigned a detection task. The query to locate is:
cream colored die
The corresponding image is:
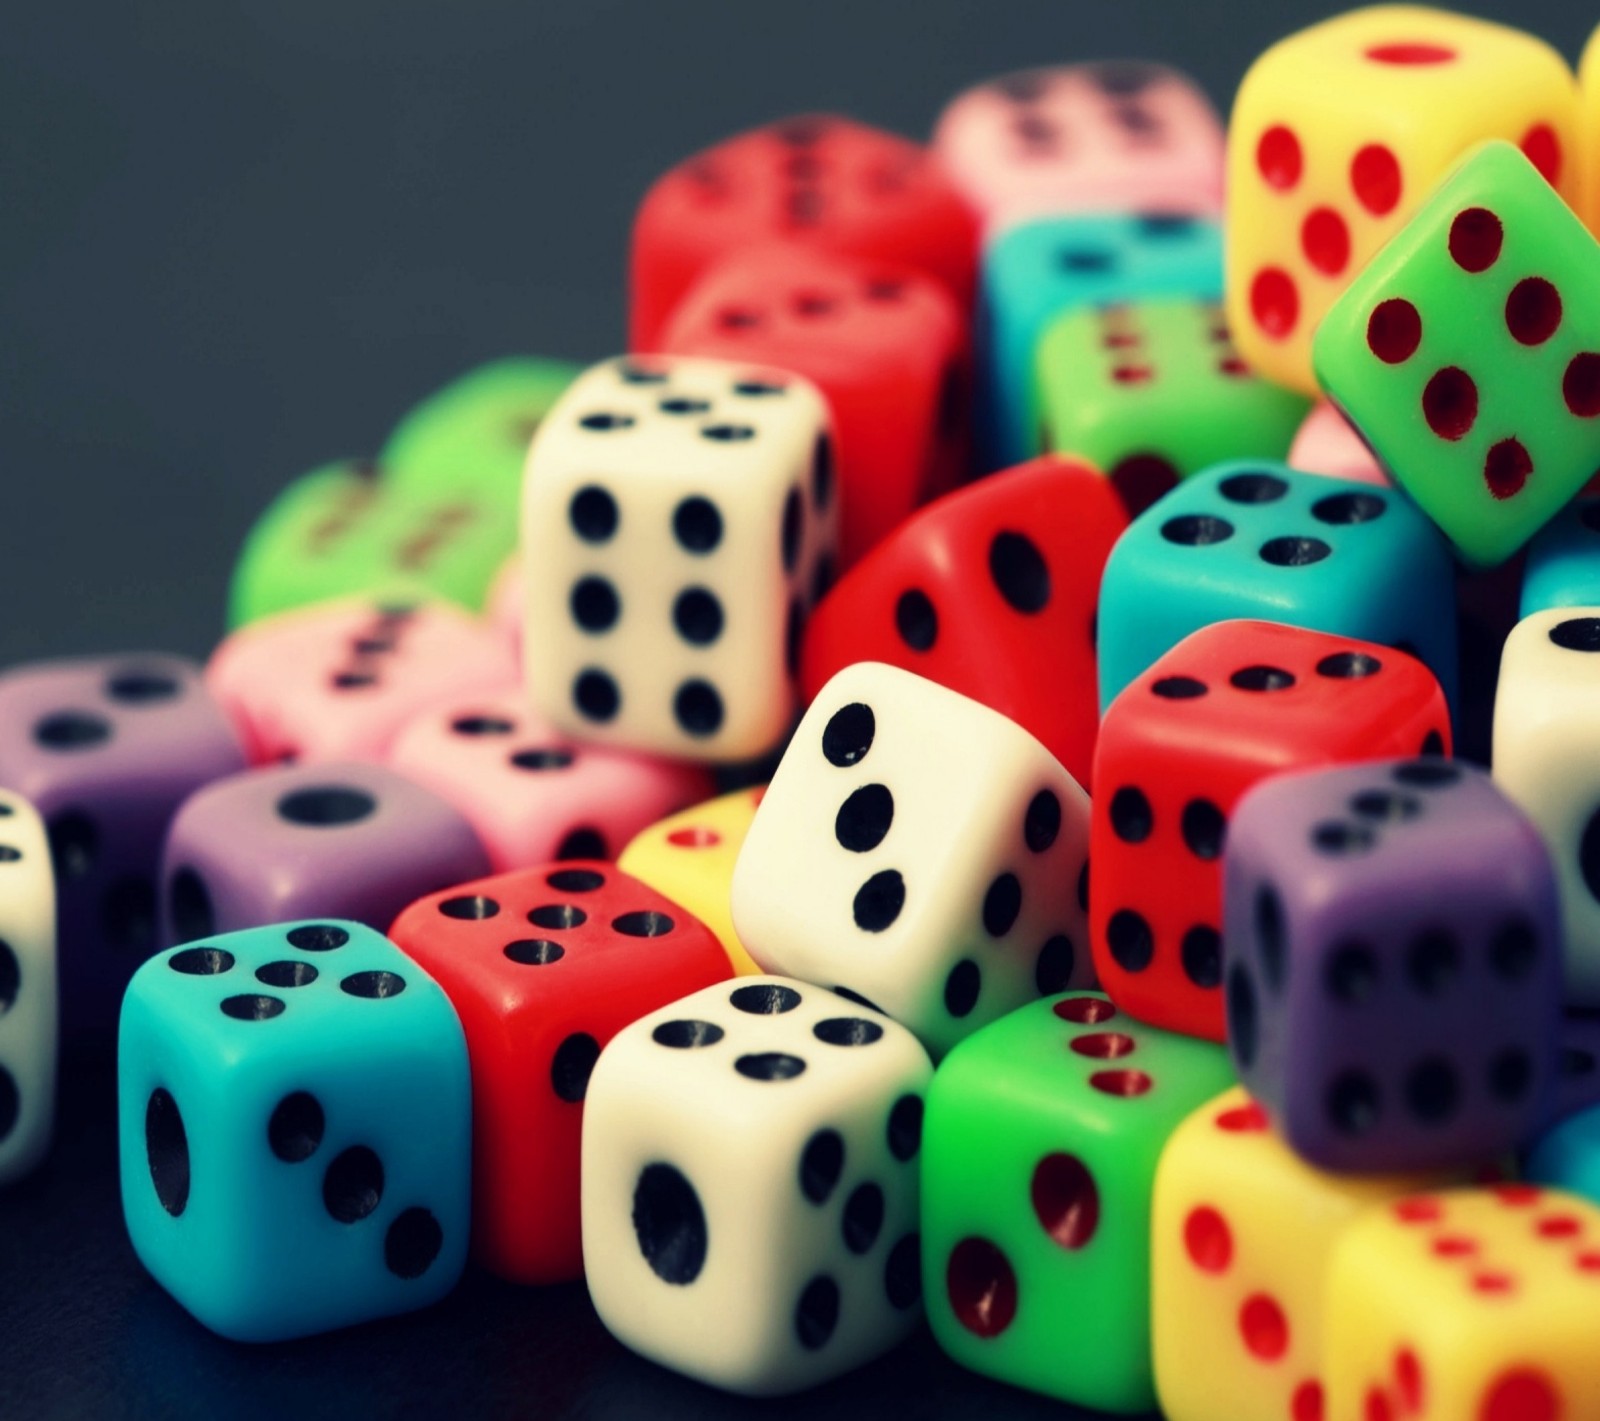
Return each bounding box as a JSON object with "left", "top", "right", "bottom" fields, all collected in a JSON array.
[
  {"left": 0, "top": 790, "right": 56, "bottom": 1185},
  {"left": 731, "top": 662, "right": 1091, "bottom": 1058},
  {"left": 521, "top": 355, "right": 836, "bottom": 762},
  {"left": 581, "top": 975, "right": 931, "bottom": 1395}
]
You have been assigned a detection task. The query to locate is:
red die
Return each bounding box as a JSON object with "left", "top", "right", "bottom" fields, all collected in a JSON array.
[
  {"left": 658, "top": 243, "right": 970, "bottom": 568},
  {"left": 629, "top": 114, "right": 979, "bottom": 350},
  {"left": 799, "top": 455, "right": 1127, "bottom": 788},
  {"left": 389, "top": 862, "right": 731, "bottom": 1284},
  {"left": 1091, "top": 620, "right": 1451, "bottom": 1042}
]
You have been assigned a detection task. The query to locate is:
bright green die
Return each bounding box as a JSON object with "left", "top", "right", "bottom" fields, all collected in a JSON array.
[
  {"left": 1036, "top": 298, "right": 1309, "bottom": 512},
  {"left": 922, "top": 990, "right": 1234, "bottom": 1414},
  {"left": 381, "top": 356, "right": 580, "bottom": 502},
  {"left": 1314, "top": 140, "right": 1600, "bottom": 568}
]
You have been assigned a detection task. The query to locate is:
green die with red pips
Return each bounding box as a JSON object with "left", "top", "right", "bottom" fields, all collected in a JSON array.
[
  {"left": 1313, "top": 140, "right": 1600, "bottom": 569},
  {"left": 920, "top": 990, "right": 1235, "bottom": 1414}
]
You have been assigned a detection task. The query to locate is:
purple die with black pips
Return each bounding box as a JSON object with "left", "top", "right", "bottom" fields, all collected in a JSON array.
[
  {"left": 159, "top": 762, "right": 489, "bottom": 944},
  {"left": 0, "top": 654, "right": 247, "bottom": 1041},
  {"left": 1223, "top": 757, "right": 1563, "bottom": 1173}
]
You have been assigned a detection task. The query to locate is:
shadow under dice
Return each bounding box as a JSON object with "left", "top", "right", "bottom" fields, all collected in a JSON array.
[{"left": 0, "top": 792, "right": 56, "bottom": 1185}]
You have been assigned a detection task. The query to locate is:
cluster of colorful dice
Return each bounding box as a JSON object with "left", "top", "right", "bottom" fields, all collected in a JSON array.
[{"left": 10, "top": 4, "right": 1600, "bottom": 1417}]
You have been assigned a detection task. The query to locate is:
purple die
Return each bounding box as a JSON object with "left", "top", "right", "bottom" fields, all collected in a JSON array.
[
  {"left": 1223, "top": 757, "right": 1562, "bottom": 1173},
  {"left": 0, "top": 655, "right": 246, "bottom": 1039},
  {"left": 159, "top": 762, "right": 490, "bottom": 943}
]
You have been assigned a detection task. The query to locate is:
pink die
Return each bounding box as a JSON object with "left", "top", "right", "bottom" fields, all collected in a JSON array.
[
  {"left": 386, "top": 692, "right": 714, "bottom": 871},
  {"left": 487, "top": 556, "right": 524, "bottom": 657},
  {"left": 1287, "top": 400, "right": 1391, "bottom": 487},
  {"left": 932, "top": 62, "right": 1224, "bottom": 232},
  {"left": 207, "top": 598, "right": 518, "bottom": 765}
]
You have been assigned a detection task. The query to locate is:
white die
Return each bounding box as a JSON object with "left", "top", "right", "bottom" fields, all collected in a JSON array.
[
  {"left": 521, "top": 355, "right": 837, "bottom": 762},
  {"left": 1495, "top": 607, "right": 1600, "bottom": 1003},
  {"left": 0, "top": 790, "right": 56, "bottom": 1184},
  {"left": 582, "top": 975, "right": 930, "bottom": 1395},
  {"left": 731, "top": 662, "right": 1092, "bottom": 1057}
]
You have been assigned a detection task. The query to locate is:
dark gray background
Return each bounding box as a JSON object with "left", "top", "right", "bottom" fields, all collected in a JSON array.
[{"left": 0, "top": 3, "right": 1586, "bottom": 1416}]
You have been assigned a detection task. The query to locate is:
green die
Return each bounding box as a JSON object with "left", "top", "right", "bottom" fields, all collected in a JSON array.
[
  {"left": 1314, "top": 140, "right": 1600, "bottom": 568},
  {"left": 1037, "top": 298, "right": 1309, "bottom": 512},
  {"left": 381, "top": 356, "right": 580, "bottom": 502},
  {"left": 922, "top": 990, "right": 1234, "bottom": 1414}
]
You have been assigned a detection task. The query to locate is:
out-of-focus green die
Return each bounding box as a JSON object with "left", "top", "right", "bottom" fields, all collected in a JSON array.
[
  {"left": 381, "top": 357, "right": 581, "bottom": 502},
  {"left": 1314, "top": 140, "right": 1600, "bottom": 568},
  {"left": 1037, "top": 298, "right": 1309, "bottom": 513},
  {"left": 921, "top": 990, "right": 1234, "bottom": 1414}
]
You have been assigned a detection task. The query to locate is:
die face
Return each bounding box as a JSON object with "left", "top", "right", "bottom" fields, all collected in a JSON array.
[
  {"left": 522, "top": 355, "right": 836, "bottom": 762},
  {"left": 658, "top": 244, "right": 969, "bottom": 567},
  {"left": 932, "top": 63, "right": 1225, "bottom": 232},
  {"left": 209, "top": 599, "right": 517, "bottom": 766},
  {"left": 159, "top": 761, "right": 489, "bottom": 946},
  {"left": 118, "top": 920, "right": 469, "bottom": 1341},
  {"left": 1528, "top": 1099, "right": 1600, "bottom": 1203},
  {"left": 922, "top": 992, "right": 1235, "bottom": 1413},
  {"left": 799, "top": 456, "right": 1128, "bottom": 789},
  {"left": 386, "top": 692, "right": 711, "bottom": 873},
  {"left": 582, "top": 975, "right": 931, "bottom": 1396},
  {"left": 977, "top": 212, "right": 1222, "bottom": 472},
  {"left": 732, "top": 663, "right": 1092, "bottom": 1058},
  {"left": 0, "top": 792, "right": 56, "bottom": 1184},
  {"left": 1097, "top": 461, "right": 1459, "bottom": 712},
  {"left": 1287, "top": 400, "right": 1391, "bottom": 486},
  {"left": 1227, "top": 6, "right": 1578, "bottom": 396},
  {"left": 1092, "top": 621, "right": 1452, "bottom": 1042},
  {"left": 1224, "top": 759, "right": 1561, "bottom": 1173},
  {"left": 1036, "top": 298, "right": 1310, "bottom": 511},
  {"left": 1522, "top": 496, "right": 1600, "bottom": 617},
  {"left": 1316, "top": 142, "right": 1600, "bottom": 567},
  {"left": 1551, "top": 1014, "right": 1600, "bottom": 1123}
]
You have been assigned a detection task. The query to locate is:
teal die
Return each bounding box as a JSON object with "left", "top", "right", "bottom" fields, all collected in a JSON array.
[
  {"left": 118, "top": 920, "right": 470, "bottom": 1341},
  {"left": 976, "top": 213, "right": 1222, "bottom": 473},
  {"left": 1527, "top": 1102, "right": 1600, "bottom": 1205},
  {"left": 1096, "top": 461, "right": 1458, "bottom": 713},
  {"left": 1314, "top": 141, "right": 1600, "bottom": 569},
  {"left": 1521, "top": 495, "right": 1600, "bottom": 616}
]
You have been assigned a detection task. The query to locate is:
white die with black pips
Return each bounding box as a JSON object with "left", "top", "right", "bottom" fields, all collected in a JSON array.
[
  {"left": 730, "top": 661, "right": 1093, "bottom": 1057},
  {"left": 581, "top": 975, "right": 931, "bottom": 1396},
  {"left": 0, "top": 789, "right": 56, "bottom": 1184},
  {"left": 521, "top": 355, "right": 837, "bottom": 762}
]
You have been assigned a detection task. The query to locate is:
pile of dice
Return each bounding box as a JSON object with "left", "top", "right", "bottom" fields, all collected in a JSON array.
[{"left": 10, "top": 5, "right": 1600, "bottom": 1417}]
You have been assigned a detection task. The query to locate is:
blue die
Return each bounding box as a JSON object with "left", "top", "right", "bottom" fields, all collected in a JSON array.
[
  {"left": 975, "top": 212, "right": 1221, "bottom": 473},
  {"left": 1520, "top": 495, "right": 1600, "bottom": 617},
  {"left": 118, "top": 919, "right": 470, "bottom": 1341},
  {"left": 1528, "top": 1101, "right": 1600, "bottom": 1204},
  {"left": 1096, "top": 462, "right": 1459, "bottom": 713}
]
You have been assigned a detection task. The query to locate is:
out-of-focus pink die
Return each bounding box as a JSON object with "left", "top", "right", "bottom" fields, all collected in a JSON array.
[
  {"left": 1287, "top": 400, "right": 1391, "bottom": 487},
  {"left": 932, "top": 62, "right": 1225, "bottom": 233},
  {"left": 386, "top": 692, "right": 713, "bottom": 871},
  {"left": 488, "top": 556, "right": 524, "bottom": 657},
  {"left": 207, "top": 598, "right": 517, "bottom": 765}
]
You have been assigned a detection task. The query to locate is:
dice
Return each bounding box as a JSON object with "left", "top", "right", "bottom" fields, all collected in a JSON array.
[
  {"left": 1227, "top": 6, "right": 1577, "bottom": 395},
  {"left": 1326, "top": 1186, "right": 1600, "bottom": 1421},
  {"left": 922, "top": 991, "right": 1234, "bottom": 1412},
  {"left": 732, "top": 662, "right": 1092, "bottom": 1057},
  {"left": 1036, "top": 299, "right": 1310, "bottom": 513},
  {"left": 521, "top": 355, "right": 836, "bottom": 762},
  {"left": 1581, "top": 22, "right": 1600, "bottom": 234},
  {"left": 0, "top": 654, "right": 246, "bottom": 1040},
  {"left": 657, "top": 244, "right": 969, "bottom": 567},
  {"left": 931, "top": 62, "right": 1224, "bottom": 232},
  {"left": 159, "top": 762, "right": 489, "bottom": 944},
  {"left": 1092, "top": 621, "right": 1452, "bottom": 1042},
  {"left": 1097, "top": 462, "right": 1458, "bottom": 712},
  {"left": 799, "top": 456, "right": 1126, "bottom": 788},
  {"left": 118, "top": 920, "right": 469, "bottom": 1340},
  {"left": 1529, "top": 1100, "right": 1600, "bottom": 1203},
  {"left": 1223, "top": 758, "right": 1561, "bottom": 1173},
  {"left": 0, "top": 792, "right": 55, "bottom": 1184},
  {"left": 390, "top": 863, "right": 730, "bottom": 1282},
  {"left": 386, "top": 692, "right": 711, "bottom": 871},
  {"left": 1522, "top": 495, "right": 1600, "bottom": 616},
  {"left": 581, "top": 975, "right": 931, "bottom": 1395},
  {"left": 628, "top": 115, "right": 978, "bottom": 350},
  {"left": 1287, "top": 400, "right": 1390, "bottom": 486},
  {"left": 1552, "top": 1012, "right": 1600, "bottom": 1124}
]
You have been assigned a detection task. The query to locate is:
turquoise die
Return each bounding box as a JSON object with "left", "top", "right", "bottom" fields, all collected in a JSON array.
[
  {"left": 118, "top": 920, "right": 470, "bottom": 1341},
  {"left": 1527, "top": 1102, "right": 1600, "bottom": 1205},
  {"left": 1521, "top": 494, "right": 1600, "bottom": 617},
  {"left": 1096, "top": 462, "right": 1458, "bottom": 712},
  {"left": 976, "top": 212, "right": 1221, "bottom": 473}
]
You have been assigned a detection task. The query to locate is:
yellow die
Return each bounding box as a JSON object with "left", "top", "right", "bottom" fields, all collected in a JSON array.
[
  {"left": 617, "top": 786, "right": 764, "bottom": 974},
  {"left": 1326, "top": 1185, "right": 1600, "bottom": 1421},
  {"left": 1227, "top": 6, "right": 1577, "bottom": 396},
  {"left": 1152, "top": 1087, "right": 1451, "bottom": 1421},
  {"left": 1579, "top": 24, "right": 1600, "bottom": 234}
]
